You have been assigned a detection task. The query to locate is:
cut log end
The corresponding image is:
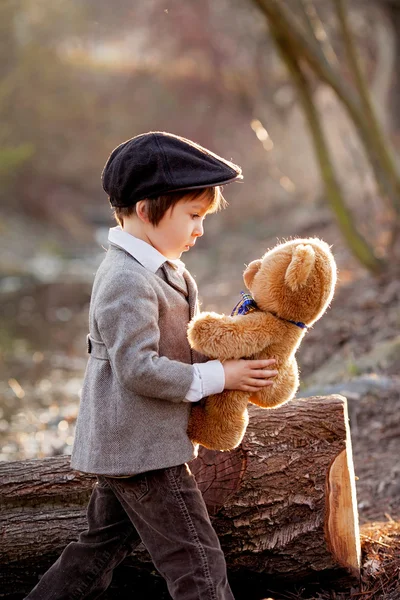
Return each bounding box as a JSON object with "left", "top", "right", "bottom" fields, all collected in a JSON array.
[
  {"left": 190, "top": 446, "right": 247, "bottom": 515},
  {"left": 325, "top": 398, "right": 361, "bottom": 578}
]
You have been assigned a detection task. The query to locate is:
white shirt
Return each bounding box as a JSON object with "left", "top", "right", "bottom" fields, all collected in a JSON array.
[{"left": 108, "top": 226, "right": 225, "bottom": 402}]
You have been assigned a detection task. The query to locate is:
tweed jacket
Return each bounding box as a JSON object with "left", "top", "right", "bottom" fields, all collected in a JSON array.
[{"left": 70, "top": 243, "right": 206, "bottom": 476}]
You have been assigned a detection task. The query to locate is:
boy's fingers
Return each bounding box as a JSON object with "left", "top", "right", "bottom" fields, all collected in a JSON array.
[
  {"left": 248, "top": 378, "right": 274, "bottom": 386},
  {"left": 251, "top": 369, "right": 278, "bottom": 378},
  {"left": 247, "top": 359, "right": 276, "bottom": 368},
  {"left": 243, "top": 381, "right": 274, "bottom": 392}
]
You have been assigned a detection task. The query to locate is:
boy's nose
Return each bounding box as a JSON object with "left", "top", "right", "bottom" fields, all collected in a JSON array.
[{"left": 193, "top": 222, "right": 204, "bottom": 237}]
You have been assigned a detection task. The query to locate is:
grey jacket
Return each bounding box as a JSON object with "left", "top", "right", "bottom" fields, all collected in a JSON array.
[{"left": 71, "top": 243, "right": 205, "bottom": 475}]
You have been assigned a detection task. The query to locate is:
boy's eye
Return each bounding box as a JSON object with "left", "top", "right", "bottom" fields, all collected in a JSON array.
[{"left": 191, "top": 214, "right": 200, "bottom": 219}]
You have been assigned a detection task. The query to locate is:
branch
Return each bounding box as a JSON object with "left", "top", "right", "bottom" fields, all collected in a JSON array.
[
  {"left": 333, "top": 0, "right": 400, "bottom": 218},
  {"left": 252, "top": 0, "right": 400, "bottom": 213},
  {"left": 296, "top": 0, "right": 339, "bottom": 68},
  {"left": 270, "top": 25, "right": 385, "bottom": 273}
]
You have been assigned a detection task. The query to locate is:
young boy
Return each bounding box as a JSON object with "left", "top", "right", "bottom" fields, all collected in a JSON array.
[{"left": 25, "top": 132, "right": 277, "bottom": 600}]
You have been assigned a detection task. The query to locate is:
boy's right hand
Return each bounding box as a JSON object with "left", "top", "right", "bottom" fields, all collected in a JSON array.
[{"left": 223, "top": 359, "right": 278, "bottom": 392}]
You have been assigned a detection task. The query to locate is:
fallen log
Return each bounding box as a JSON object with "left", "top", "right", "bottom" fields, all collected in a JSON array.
[{"left": 0, "top": 395, "right": 360, "bottom": 598}]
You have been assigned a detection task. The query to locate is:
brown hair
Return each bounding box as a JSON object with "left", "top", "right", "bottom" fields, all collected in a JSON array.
[{"left": 112, "top": 186, "right": 226, "bottom": 227}]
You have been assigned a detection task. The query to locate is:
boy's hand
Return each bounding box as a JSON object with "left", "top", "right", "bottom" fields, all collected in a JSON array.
[{"left": 223, "top": 359, "right": 277, "bottom": 392}]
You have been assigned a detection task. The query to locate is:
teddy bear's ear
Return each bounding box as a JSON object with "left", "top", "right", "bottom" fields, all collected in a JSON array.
[
  {"left": 243, "top": 259, "right": 262, "bottom": 289},
  {"left": 285, "top": 244, "right": 315, "bottom": 291}
]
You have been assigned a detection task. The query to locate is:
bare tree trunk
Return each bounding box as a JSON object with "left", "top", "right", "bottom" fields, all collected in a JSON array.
[
  {"left": 252, "top": 0, "right": 400, "bottom": 219},
  {"left": 333, "top": 0, "right": 400, "bottom": 224},
  {"left": 0, "top": 396, "right": 360, "bottom": 598},
  {"left": 383, "top": 0, "right": 400, "bottom": 131},
  {"left": 269, "top": 25, "right": 384, "bottom": 273}
]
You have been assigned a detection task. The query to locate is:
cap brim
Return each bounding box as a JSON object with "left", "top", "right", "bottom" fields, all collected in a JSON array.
[{"left": 146, "top": 173, "right": 243, "bottom": 198}]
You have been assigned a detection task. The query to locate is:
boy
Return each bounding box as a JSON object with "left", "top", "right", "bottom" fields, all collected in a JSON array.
[{"left": 25, "top": 132, "right": 277, "bottom": 600}]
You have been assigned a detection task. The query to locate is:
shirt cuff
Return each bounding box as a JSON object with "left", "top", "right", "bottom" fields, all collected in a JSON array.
[{"left": 184, "top": 360, "right": 225, "bottom": 402}]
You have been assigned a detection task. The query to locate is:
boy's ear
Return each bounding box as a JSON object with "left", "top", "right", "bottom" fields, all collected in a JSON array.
[
  {"left": 135, "top": 200, "right": 150, "bottom": 223},
  {"left": 243, "top": 259, "right": 262, "bottom": 289},
  {"left": 285, "top": 244, "right": 315, "bottom": 291}
]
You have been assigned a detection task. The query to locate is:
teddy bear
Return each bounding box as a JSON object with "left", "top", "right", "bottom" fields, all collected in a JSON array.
[{"left": 187, "top": 237, "right": 337, "bottom": 451}]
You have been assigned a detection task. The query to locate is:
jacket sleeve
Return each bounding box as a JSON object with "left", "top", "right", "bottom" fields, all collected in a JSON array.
[{"left": 95, "top": 269, "right": 194, "bottom": 402}]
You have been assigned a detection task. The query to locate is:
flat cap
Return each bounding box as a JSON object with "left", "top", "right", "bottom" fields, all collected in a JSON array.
[{"left": 101, "top": 131, "right": 243, "bottom": 207}]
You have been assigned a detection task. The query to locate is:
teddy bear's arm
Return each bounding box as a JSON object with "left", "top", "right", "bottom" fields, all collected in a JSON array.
[{"left": 188, "top": 311, "right": 276, "bottom": 360}]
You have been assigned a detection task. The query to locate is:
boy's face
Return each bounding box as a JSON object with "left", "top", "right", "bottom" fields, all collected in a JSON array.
[{"left": 148, "top": 194, "right": 210, "bottom": 259}]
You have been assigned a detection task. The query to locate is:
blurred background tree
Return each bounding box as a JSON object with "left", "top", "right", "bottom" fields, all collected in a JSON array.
[{"left": 252, "top": 0, "right": 400, "bottom": 272}]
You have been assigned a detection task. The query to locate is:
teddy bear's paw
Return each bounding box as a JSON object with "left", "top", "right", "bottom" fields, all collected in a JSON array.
[
  {"left": 188, "top": 404, "right": 248, "bottom": 451},
  {"left": 189, "top": 422, "right": 247, "bottom": 451},
  {"left": 187, "top": 312, "right": 228, "bottom": 357},
  {"left": 249, "top": 388, "right": 293, "bottom": 409},
  {"left": 192, "top": 431, "right": 245, "bottom": 451},
  {"left": 249, "top": 373, "right": 299, "bottom": 409},
  {"left": 193, "top": 427, "right": 246, "bottom": 451}
]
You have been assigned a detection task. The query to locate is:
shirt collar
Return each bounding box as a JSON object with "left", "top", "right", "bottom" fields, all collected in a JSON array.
[{"left": 107, "top": 226, "right": 186, "bottom": 275}]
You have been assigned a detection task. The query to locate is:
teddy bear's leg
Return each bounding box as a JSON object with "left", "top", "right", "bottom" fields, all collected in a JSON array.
[
  {"left": 187, "top": 390, "right": 250, "bottom": 451},
  {"left": 249, "top": 361, "right": 299, "bottom": 408}
]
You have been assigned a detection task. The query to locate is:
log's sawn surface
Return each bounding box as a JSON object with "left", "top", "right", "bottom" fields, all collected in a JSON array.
[{"left": 0, "top": 395, "right": 360, "bottom": 597}]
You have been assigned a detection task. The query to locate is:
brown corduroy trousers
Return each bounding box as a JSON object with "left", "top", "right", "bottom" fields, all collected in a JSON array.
[{"left": 25, "top": 463, "right": 234, "bottom": 600}]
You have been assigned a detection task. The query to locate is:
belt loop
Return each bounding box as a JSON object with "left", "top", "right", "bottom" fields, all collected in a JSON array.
[{"left": 86, "top": 335, "right": 109, "bottom": 360}]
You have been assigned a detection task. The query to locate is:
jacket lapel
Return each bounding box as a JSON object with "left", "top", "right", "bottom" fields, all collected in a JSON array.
[
  {"left": 183, "top": 270, "right": 198, "bottom": 320},
  {"left": 160, "top": 263, "right": 189, "bottom": 298},
  {"left": 156, "top": 264, "right": 198, "bottom": 320}
]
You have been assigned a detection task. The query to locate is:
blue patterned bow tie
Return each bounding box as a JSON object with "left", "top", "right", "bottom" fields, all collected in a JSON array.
[
  {"left": 231, "top": 291, "right": 258, "bottom": 316},
  {"left": 231, "top": 291, "right": 307, "bottom": 329}
]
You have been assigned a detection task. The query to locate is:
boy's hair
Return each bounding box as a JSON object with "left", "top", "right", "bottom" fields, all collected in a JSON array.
[{"left": 112, "top": 186, "right": 226, "bottom": 228}]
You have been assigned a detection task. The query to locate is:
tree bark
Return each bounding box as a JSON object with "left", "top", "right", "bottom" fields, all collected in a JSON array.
[{"left": 0, "top": 395, "right": 360, "bottom": 598}]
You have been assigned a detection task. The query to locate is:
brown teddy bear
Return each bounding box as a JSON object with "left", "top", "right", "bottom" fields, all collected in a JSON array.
[{"left": 187, "top": 237, "right": 337, "bottom": 451}]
